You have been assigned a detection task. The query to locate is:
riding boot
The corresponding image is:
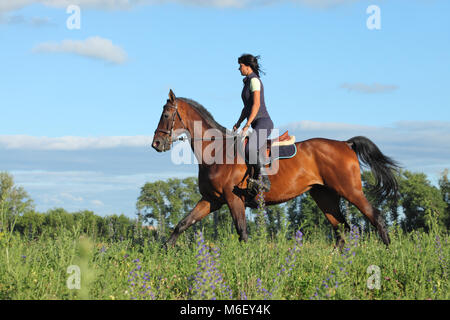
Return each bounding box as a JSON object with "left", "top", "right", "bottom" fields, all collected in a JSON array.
[
  {"left": 258, "top": 160, "right": 271, "bottom": 192},
  {"left": 247, "top": 159, "right": 271, "bottom": 193}
]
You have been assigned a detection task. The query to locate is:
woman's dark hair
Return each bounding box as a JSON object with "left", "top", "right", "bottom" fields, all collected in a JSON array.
[{"left": 238, "top": 54, "right": 265, "bottom": 77}]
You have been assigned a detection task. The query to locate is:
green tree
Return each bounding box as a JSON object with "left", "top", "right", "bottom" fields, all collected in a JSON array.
[
  {"left": 73, "top": 210, "right": 99, "bottom": 237},
  {"left": 286, "top": 197, "right": 301, "bottom": 234},
  {"left": 15, "top": 211, "right": 46, "bottom": 239},
  {"left": 264, "top": 204, "right": 287, "bottom": 239},
  {"left": 438, "top": 169, "right": 450, "bottom": 229},
  {"left": 398, "top": 170, "right": 447, "bottom": 232},
  {"left": 103, "top": 214, "right": 134, "bottom": 241},
  {"left": 0, "top": 172, "right": 34, "bottom": 234},
  {"left": 44, "top": 208, "right": 75, "bottom": 237},
  {"left": 137, "top": 177, "right": 203, "bottom": 240},
  {"left": 137, "top": 180, "right": 170, "bottom": 239}
]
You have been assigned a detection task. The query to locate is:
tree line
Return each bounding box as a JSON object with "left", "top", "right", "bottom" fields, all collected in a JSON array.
[{"left": 0, "top": 169, "right": 449, "bottom": 242}]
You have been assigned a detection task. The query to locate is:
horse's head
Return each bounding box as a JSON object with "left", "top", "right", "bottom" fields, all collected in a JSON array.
[{"left": 152, "top": 89, "right": 186, "bottom": 152}]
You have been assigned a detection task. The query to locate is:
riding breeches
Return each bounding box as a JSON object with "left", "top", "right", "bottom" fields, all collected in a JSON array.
[{"left": 245, "top": 117, "right": 274, "bottom": 165}]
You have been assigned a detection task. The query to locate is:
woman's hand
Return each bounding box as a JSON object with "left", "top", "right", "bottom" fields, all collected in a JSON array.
[
  {"left": 241, "top": 124, "right": 250, "bottom": 135},
  {"left": 233, "top": 123, "right": 240, "bottom": 132}
]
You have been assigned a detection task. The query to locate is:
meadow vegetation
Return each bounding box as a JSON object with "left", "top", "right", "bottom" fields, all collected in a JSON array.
[{"left": 0, "top": 170, "right": 449, "bottom": 300}]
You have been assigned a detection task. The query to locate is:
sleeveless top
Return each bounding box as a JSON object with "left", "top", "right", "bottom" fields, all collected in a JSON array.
[{"left": 241, "top": 72, "right": 271, "bottom": 122}]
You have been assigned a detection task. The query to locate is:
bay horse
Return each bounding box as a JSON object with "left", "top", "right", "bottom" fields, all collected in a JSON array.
[{"left": 152, "top": 90, "right": 399, "bottom": 248}]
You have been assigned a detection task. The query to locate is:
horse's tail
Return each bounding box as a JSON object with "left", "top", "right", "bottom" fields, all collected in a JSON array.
[{"left": 346, "top": 136, "right": 400, "bottom": 200}]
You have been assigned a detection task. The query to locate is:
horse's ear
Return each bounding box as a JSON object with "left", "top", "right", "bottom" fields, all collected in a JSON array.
[{"left": 169, "top": 89, "right": 176, "bottom": 103}]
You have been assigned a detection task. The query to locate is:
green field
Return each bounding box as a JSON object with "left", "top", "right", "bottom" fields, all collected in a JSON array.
[
  {"left": 1, "top": 171, "right": 449, "bottom": 300},
  {"left": 1, "top": 222, "right": 448, "bottom": 300}
]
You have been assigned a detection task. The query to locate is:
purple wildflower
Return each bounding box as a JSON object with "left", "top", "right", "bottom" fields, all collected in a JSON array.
[
  {"left": 127, "top": 258, "right": 155, "bottom": 300},
  {"left": 190, "top": 231, "right": 233, "bottom": 300},
  {"left": 434, "top": 235, "right": 448, "bottom": 279},
  {"left": 275, "top": 230, "right": 303, "bottom": 280},
  {"left": 254, "top": 174, "right": 267, "bottom": 237},
  {"left": 257, "top": 229, "right": 304, "bottom": 299},
  {"left": 311, "top": 225, "right": 360, "bottom": 299},
  {"left": 256, "top": 278, "right": 273, "bottom": 300}
]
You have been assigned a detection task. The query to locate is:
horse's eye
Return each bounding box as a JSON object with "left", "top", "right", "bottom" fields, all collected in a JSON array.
[{"left": 164, "top": 113, "right": 169, "bottom": 119}]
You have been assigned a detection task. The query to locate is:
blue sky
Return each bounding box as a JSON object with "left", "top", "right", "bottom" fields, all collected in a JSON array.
[{"left": 1, "top": 0, "right": 449, "bottom": 217}]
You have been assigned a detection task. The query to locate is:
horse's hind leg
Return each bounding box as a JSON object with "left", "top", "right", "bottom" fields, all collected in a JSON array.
[
  {"left": 310, "top": 185, "right": 350, "bottom": 250},
  {"left": 343, "top": 190, "right": 390, "bottom": 246},
  {"left": 166, "top": 198, "right": 222, "bottom": 247}
]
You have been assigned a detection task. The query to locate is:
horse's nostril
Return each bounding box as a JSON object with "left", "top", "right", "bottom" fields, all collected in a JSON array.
[{"left": 153, "top": 140, "right": 160, "bottom": 148}]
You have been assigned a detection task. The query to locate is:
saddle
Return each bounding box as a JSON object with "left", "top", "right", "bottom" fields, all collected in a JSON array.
[
  {"left": 242, "top": 130, "right": 295, "bottom": 147},
  {"left": 254, "top": 131, "right": 296, "bottom": 158},
  {"left": 234, "top": 130, "right": 296, "bottom": 164},
  {"left": 266, "top": 131, "right": 295, "bottom": 148}
]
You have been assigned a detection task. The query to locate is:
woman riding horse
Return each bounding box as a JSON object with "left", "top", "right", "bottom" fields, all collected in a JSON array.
[
  {"left": 233, "top": 54, "right": 274, "bottom": 194},
  {"left": 152, "top": 81, "right": 399, "bottom": 249}
]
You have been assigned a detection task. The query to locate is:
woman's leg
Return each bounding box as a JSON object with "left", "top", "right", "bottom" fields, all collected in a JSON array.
[
  {"left": 247, "top": 118, "right": 274, "bottom": 191},
  {"left": 246, "top": 118, "right": 273, "bottom": 163}
]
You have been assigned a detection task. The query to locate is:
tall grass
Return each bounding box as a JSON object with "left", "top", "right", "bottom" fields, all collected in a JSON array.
[{"left": 0, "top": 214, "right": 448, "bottom": 300}]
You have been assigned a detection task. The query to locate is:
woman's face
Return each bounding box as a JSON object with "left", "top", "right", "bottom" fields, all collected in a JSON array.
[{"left": 239, "top": 63, "right": 252, "bottom": 76}]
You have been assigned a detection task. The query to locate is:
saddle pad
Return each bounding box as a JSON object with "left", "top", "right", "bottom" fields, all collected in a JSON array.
[{"left": 269, "top": 143, "right": 297, "bottom": 162}]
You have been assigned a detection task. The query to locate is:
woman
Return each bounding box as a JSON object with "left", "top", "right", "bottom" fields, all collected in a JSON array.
[{"left": 233, "top": 54, "right": 274, "bottom": 193}]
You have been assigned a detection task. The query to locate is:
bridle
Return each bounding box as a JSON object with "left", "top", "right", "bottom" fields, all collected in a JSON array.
[{"left": 154, "top": 101, "right": 189, "bottom": 146}]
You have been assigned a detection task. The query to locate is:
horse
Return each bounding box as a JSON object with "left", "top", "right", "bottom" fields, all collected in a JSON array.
[{"left": 152, "top": 90, "right": 399, "bottom": 248}]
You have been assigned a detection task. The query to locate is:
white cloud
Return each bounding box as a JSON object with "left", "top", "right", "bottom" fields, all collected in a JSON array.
[
  {"left": 285, "top": 120, "right": 374, "bottom": 132},
  {"left": 340, "top": 82, "right": 399, "bottom": 94},
  {"left": 60, "top": 192, "right": 84, "bottom": 202},
  {"left": 0, "top": 135, "right": 149, "bottom": 150},
  {"left": 0, "top": 0, "right": 34, "bottom": 13},
  {"left": 32, "top": 36, "right": 128, "bottom": 64},
  {"left": 0, "top": 0, "right": 143, "bottom": 12},
  {"left": 91, "top": 199, "right": 104, "bottom": 206},
  {"left": 164, "top": 0, "right": 244, "bottom": 8},
  {"left": 0, "top": 0, "right": 363, "bottom": 13},
  {"left": 42, "top": 0, "right": 143, "bottom": 10},
  {"left": 0, "top": 14, "right": 54, "bottom": 26},
  {"left": 288, "top": 0, "right": 359, "bottom": 9}
]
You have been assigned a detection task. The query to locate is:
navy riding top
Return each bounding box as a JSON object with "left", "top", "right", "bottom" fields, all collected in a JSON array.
[{"left": 241, "top": 72, "right": 271, "bottom": 127}]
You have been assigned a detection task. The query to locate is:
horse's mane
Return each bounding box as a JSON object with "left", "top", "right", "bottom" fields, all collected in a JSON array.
[{"left": 178, "top": 97, "right": 228, "bottom": 134}]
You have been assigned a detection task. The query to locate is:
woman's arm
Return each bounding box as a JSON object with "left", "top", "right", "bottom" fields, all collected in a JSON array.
[
  {"left": 236, "top": 108, "right": 246, "bottom": 127},
  {"left": 234, "top": 108, "right": 247, "bottom": 131}
]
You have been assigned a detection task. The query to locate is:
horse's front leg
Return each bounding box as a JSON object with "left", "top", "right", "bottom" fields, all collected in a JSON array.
[
  {"left": 225, "top": 191, "right": 248, "bottom": 242},
  {"left": 166, "top": 198, "right": 222, "bottom": 247}
]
